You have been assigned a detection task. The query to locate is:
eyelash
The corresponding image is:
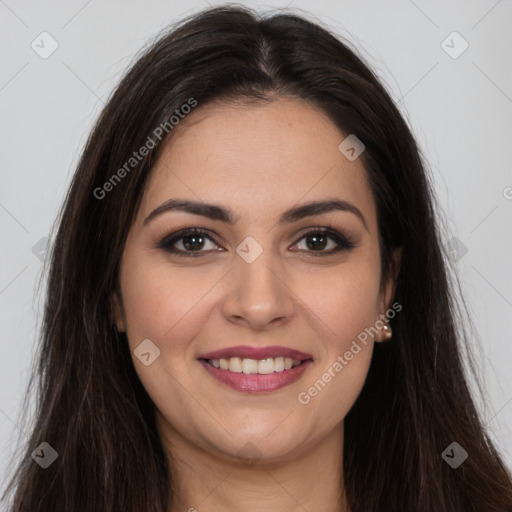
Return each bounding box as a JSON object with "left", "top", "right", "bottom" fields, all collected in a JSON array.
[{"left": 157, "top": 226, "right": 356, "bottom": 258}]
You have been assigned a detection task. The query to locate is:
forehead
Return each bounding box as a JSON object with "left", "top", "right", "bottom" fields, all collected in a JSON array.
[{"left": 137, "top": 97, "right": 376, "bottom": 231}]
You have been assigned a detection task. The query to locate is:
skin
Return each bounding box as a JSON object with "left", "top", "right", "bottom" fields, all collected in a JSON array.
[{"left": 112, "top": 96, "right": 400, "bottom": 512}]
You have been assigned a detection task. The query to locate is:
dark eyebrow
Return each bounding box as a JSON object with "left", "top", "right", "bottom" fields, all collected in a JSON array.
[{"left": 143, "top": 198, "right": 368, "bottom": 231}]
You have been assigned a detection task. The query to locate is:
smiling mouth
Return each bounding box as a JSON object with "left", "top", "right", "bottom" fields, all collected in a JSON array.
[{"left": 200, "top": 356, "right": 311, "bottom": 375}]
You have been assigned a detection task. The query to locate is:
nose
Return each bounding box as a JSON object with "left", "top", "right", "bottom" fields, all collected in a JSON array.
[{"left": 221, "top": 248, "right": 296, "bottom": 331}]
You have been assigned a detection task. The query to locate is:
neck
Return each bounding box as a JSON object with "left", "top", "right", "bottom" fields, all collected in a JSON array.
[{"left": 159, "top": 417, "right": 349, "bottom": 512}]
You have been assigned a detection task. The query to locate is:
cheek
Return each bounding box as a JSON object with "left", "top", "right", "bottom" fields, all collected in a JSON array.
[
  {"left": 120, "top": 257, "right": 213, "bottom": 346},
  {"left": 294, "top": 254, "right": 382, "bottom": 346},
  {"left": 118, "top": 257, "right": 216, "bottom": 418},
  {"left": 291, "top": 256, "right": 381, "bottom": 417}
]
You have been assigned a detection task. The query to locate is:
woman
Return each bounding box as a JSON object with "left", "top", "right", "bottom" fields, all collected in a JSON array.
[{"left": 3, "top": 5, "right": 512, "bottom": 511}]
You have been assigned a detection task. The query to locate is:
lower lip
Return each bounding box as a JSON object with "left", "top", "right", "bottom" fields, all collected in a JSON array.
[{"left": 198, "top": 359, "right": 313, "bottom": 393}]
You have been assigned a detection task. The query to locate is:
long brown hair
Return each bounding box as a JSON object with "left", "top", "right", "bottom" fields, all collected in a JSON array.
[{"left": 2, "top": 5, "right": 512, "bottom": 511}]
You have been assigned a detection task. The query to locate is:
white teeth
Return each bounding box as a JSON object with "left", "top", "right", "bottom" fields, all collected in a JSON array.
[
  {"left": 274, "top": 357, "right": 285, "bottom": 372},
  {"left": 229, "top": 357, "right": 243, "bottom": 373},
  {"left": 242, "top": 358, "right": 258, "bottom": 374},
  {"left": 257, "top": 358, "right": 275, "bottom": 374},
  {"left": 209, "top": 356, "right": 304, "bottom": 374}
]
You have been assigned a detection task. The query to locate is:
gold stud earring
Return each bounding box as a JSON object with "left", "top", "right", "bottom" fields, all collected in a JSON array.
[{"left": 381, "top": 322, "right": 392, "bottom": 341}]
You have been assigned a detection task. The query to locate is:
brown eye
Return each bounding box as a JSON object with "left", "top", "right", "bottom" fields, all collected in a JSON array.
[
  {"left": 158, "top": 227, "right": 356, "bottom": 258},
  {"left": 158, "top": 228, "right": 221, "bottom": 257},
  {"left": 292, "top": 228, "right": 356, "bottom": 257}
]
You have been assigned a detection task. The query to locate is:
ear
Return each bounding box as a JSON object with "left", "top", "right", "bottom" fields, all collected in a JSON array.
[
  {"left": 379, "top": 247, "right": 402, "bottom": 311},
  {"left": 375, "top": 247, "right": 402, "bottom": 341},
  {"left": 111, "top": 289, "right": 126, "bottom": 332}
]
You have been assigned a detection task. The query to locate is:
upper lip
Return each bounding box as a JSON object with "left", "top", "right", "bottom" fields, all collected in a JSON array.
[{"left": 198, "top": 345, "right": 313, "bottom": 361}]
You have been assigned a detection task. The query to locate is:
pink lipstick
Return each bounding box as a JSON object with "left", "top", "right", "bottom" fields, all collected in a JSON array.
[{"left": 197, "top": 345, "right": 313, "bottom": 393}]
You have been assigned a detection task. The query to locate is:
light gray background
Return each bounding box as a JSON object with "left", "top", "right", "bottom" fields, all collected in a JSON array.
[{"left": 1, "top": 0, "right": 512, "bottom": 489}]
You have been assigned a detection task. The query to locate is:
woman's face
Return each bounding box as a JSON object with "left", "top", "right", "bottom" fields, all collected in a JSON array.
[{"left": 113, "top": 96, "right": 398, "bottom": 464}]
